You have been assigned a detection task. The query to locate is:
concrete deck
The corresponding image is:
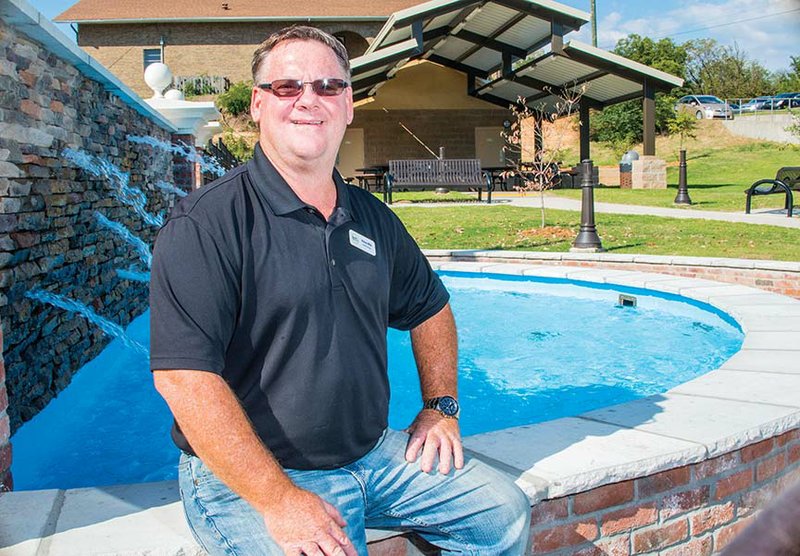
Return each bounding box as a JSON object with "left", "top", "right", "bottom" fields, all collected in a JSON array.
[{"left": 2, "top": 262, "right": 799, "bottom": 555}]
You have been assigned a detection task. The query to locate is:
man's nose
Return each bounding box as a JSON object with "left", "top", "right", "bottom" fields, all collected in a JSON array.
[{"left": 295, "top": 82, "right": 319, "bottom": 104}]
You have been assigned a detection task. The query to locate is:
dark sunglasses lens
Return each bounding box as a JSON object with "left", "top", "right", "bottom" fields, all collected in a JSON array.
[
  {"left": 313, "top": 79, "right": 347, "bottom": 96},
  {"left": 270, "top": 80, "right": 303, "bottom": 97}
]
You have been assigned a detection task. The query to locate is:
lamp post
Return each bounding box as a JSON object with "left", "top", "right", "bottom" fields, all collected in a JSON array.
[
  {"left": 673, "top": 149, "right": 692, "bottom": 205},
  {"left": 571, "top": 159, "right": 604, "bottom": 252}
]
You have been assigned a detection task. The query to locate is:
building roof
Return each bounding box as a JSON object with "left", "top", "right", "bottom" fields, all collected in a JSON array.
[
  {"left": 351, "top": 0, "right": 683, "bottom": 112},
  {"left": 54, "top": 0, "right": 424, "bottom": 23}
]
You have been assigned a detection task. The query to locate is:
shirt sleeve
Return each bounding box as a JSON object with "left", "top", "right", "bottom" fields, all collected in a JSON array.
[
  {"left": 387, "top": 213, "right": 450, "bottom": 330},
  {"left": 149, "top": 215, "right": 239, "bottom": 373}
]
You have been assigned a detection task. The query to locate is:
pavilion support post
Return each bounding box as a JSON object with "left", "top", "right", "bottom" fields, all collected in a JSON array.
[
  {"left": 631, "top": 79, "right": 668, "bottom": 189},
  {"left": 579, "top": 101, "right": 590, "bottom": 162},
  {"left": 643, "top": 78, "right": 655, "bottom": 156}
]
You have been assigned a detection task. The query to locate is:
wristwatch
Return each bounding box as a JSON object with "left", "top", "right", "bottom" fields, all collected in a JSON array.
[{"left": 423, "top": 396, "right": 460, "bottom": 419}]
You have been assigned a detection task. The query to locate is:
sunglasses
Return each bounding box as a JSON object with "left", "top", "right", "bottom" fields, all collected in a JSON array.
[{"left": 257, "top": 78, "right": 350, "bottom": 98}]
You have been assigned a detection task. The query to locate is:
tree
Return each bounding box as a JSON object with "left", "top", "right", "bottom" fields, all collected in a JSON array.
[
  {"left": 502, "top": 86, "right": 584, "bottom": 228},
  {"left": 590, "top": 35, "right": 688, "bottom": 149},
  {"left": 772, "top": 56, "right": 800, "bottom": 93},
  {"left": 685, "top": 39, "right": 773, "bottom": 98},
  {"left": 666, "top": 110, "right": 697, "bottom": 151}
]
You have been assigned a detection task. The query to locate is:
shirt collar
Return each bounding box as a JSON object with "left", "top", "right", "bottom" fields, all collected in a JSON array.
[{"left": 247, "top": 143, "right": 353, "bottom": 219}]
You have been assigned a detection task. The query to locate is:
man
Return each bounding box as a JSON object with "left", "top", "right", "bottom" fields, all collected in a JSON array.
[{"left": 150, "top": 26, "right": 530, "bottom": 555}]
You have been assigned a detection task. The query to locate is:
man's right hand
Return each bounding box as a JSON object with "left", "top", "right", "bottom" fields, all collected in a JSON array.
[{"left": 263, "top": 486, "right": 357, "bottom": 556}]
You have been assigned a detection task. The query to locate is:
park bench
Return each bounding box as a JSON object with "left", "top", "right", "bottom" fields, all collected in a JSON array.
[
  {"left": 745, "top": 166, "right": 800, "bottom": 217},
  {"left": 383, "top": 158, "right": 493, "bottom": 205}
]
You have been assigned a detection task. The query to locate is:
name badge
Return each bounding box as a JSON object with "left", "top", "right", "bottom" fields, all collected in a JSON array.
[{"left": 349, "top": 229, "right": 376, "bottom": 256}]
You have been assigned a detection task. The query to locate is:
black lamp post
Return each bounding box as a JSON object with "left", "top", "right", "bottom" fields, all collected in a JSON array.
[
  {"left": 571, "top": 159, "right": 604, "bottom": 252},
  {"left": 674, "top": 149, "right": 692, "bottom": 205}
]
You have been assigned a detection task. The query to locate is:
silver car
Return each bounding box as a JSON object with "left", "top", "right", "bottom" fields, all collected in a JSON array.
[{"left": 675, "top": 95, "right": 734, "bottom": 119}]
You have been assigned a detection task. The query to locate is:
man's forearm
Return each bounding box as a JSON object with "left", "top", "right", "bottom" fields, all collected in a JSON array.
[
  {"left": 153, "top": 370, "right": 293, "bottom": 513},
  {"left": 410, "top": 303, "right": 458, "bottom": 399}
]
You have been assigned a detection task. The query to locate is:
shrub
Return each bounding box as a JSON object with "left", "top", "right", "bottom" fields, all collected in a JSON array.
[{"left": 217, "top": 81, "right": 252, "bottom": 117}]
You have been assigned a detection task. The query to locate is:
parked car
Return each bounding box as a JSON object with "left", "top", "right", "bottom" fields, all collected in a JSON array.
[
  {"left": 739, "top": 96, "right": 778, "bottom": 112},
  {"left": 773, "top": 92, "right": 800, "bottom": 110},
  {"left": 674, "top": 95, "right": 734, "bottom": 119}
]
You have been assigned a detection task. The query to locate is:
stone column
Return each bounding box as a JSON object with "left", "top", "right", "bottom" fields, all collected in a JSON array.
[
  {"left": 0, "top": 326, "right": 11, "bottom": 492},
  {"left": 631, "top": 156, "right": 667, "bottom": 189}
]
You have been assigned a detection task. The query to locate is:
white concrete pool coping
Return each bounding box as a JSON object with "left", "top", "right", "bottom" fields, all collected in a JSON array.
[{"left": 2, "top": 261, "right": 800, "bottom": 555}]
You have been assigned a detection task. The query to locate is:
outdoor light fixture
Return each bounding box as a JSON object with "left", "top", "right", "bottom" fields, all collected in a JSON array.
[
  {"left": 571, "top": 159, "right": 604, "bottom": 252},
  {"left": 674, "top": 150, "right": 692, "bottom": 205}
]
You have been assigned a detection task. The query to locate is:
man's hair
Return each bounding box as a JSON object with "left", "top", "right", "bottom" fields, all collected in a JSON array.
[{"left": 251, "top": 26, "right": 351, "bottom": 84}]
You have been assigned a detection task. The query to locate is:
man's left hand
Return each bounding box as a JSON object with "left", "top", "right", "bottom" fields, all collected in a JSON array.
[{"left": 404, "top": 410, "right": 464, "bottom": 474}]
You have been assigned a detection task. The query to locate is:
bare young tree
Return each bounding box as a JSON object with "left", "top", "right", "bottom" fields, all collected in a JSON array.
[{"left": 501, "top": 84, "right": 585, "bottom": 228}]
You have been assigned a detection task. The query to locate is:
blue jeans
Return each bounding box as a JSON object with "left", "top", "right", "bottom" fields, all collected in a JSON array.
[{"left": 178, "top": 428, "right": 531, "bottom": 555}]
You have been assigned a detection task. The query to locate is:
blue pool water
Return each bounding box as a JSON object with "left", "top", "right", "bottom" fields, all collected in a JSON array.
[{"left": 11, "top": 272, "right": 743, "bottom": 490}]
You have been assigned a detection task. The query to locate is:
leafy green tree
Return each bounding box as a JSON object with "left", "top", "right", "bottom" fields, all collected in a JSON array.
[
  {"left": 216, "top": 81, "right": 253, "bottom": 117},
  {"left": 773, "top": 56, "right": 800, "bottom": 93},
  {"left": 666, "top": 110, "right": 697, "bottom": 151},
  {"left": 685, "top": 39, "right": 773, "bottom": 98},
  {"left": 590, "top": 35, "right": 687, "bottom": 148}
]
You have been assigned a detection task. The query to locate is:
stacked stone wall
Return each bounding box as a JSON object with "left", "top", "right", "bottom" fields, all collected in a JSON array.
[
  {"left": 0, "top": 18, "right": 179, "bottom": 442},
  {"left": 0, "top": 327, "right": 8, "bottom": 491}
]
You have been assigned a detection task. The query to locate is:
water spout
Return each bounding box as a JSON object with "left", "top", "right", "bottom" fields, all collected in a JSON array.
[
  {"left": 127, "top": 134, "right": 225, "bottom": 178},
  {"left": 93, "top": 212, "right": 152, "bottom": 268},
  {"left": 25, "top": 289, "right": 148, "bottom": 357}
]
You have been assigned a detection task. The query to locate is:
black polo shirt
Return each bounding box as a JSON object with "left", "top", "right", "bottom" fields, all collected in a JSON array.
[{"left": 150, "top": 144, "right": 449, "bottom": 470}]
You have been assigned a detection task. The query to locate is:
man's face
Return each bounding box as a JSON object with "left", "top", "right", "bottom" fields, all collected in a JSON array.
[{"left": 251, "top": 40, "right": 354, "bottom": 171}]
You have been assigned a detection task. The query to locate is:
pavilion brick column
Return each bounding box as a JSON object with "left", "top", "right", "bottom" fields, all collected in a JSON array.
[
  {"left": 0, "top": 326, "right": 10, "bottom": 492},
  {"left": 172, "top": 133, "right": 199, "bottom": 190},
  {"left": 631, "top": 156, "right": 667, "bottom": 189}
]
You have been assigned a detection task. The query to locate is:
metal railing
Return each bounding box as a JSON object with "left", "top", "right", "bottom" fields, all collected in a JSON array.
[
  {"left": 202, "top": 138, "right": 241, "bottom": 184},
  {"left": 724, "top": 96, "right": 800, "bottom": 116},
  {"left": 174, "top": 75, "right": 231, "bottom": 96}
]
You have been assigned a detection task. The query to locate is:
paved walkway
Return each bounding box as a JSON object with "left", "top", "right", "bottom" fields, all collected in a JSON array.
[{"left": 395, "top": 194, "right": 800, "bottom": 229}]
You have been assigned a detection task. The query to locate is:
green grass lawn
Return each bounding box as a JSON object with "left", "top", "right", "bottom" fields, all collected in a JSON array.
[
  {"left": 536, "top": 119, "right": 800, "bottom": 212},
  {"left": 548, "top": 141, "right": 800, "bottom": 212},
  {"left": 393, "top": 205, "right": 800, "bottom": 262}
]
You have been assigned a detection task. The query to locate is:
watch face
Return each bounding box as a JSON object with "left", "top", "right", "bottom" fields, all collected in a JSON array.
[{"left": 439, "top": 396, "right": 459, "bottom": 416}]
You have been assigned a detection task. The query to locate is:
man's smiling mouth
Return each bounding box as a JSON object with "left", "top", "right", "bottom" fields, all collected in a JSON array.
[{"left": 291, "top": 120, "right": 323, "bottom": 125}]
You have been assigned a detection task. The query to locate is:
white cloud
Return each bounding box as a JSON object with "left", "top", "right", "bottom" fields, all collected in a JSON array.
[{"left": 576, "top": 0, "right": 800, "bottom": 72}]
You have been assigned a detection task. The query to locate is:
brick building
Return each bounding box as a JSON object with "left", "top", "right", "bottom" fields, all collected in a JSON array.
[{"left": 56, "top": 0, "right": 682, "bottom": 180}]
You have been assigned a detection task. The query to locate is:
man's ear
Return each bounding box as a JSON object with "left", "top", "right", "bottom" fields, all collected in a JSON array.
[
  {"left": 250, "top": 86, "right": 261, "bottom": 124},
  {"left": 346, "top": 88, "right": 354, "bottom": 125}
]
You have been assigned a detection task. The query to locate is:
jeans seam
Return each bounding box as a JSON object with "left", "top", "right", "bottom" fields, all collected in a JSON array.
[
  {"left": 186, "top": 456, "right": 241, "bottom": 556},
  {"left": 379, "top": 508, "right": 477, "bottom": 554}
]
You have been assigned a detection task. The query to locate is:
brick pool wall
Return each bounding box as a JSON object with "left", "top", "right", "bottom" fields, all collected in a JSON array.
[
  {"left": 428, "top": 252, "right": 800, "bottom": 299},
  {"left": 0, "top": 16, "right": 186, "bottom": 435},
  {"left": 527, "top": 428, "right": 800, "bottom": 555}
]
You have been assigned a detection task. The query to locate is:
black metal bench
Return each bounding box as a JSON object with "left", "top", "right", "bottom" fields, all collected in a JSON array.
[
  {"left": 383, "top": 159, "right": 493, "bottom": 205},
  {"left": 745, "top": 166, "right": 800, "bottom": 217}
]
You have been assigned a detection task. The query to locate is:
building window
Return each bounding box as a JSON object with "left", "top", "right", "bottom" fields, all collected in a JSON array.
[{"left": 143, "top": 48, "right": 162, "bottom": 69}]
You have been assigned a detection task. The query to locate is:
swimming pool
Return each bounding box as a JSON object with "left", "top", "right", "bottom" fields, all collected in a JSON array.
[{"left": 10, "top": 272, "right": 742, "bottom": 491}]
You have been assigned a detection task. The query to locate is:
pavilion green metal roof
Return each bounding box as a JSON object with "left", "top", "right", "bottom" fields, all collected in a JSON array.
[{"left": 350, "top": 0, "right": 683, "bottom": 111}]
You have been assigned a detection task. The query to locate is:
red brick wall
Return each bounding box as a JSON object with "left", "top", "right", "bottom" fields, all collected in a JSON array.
[
  {"left": 351, "top": 109, "right": 510, "bottom": 167},
  {"left": 363, "top": 430, "right": 800, "bottom": 555},
  {"left": 527, "top": 429, "right": 800, "bottom": 555}
]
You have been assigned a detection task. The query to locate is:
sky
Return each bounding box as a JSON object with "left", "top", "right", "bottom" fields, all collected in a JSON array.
[{"left": 29, "top": 0, "right": 800, "bottom": 73}]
